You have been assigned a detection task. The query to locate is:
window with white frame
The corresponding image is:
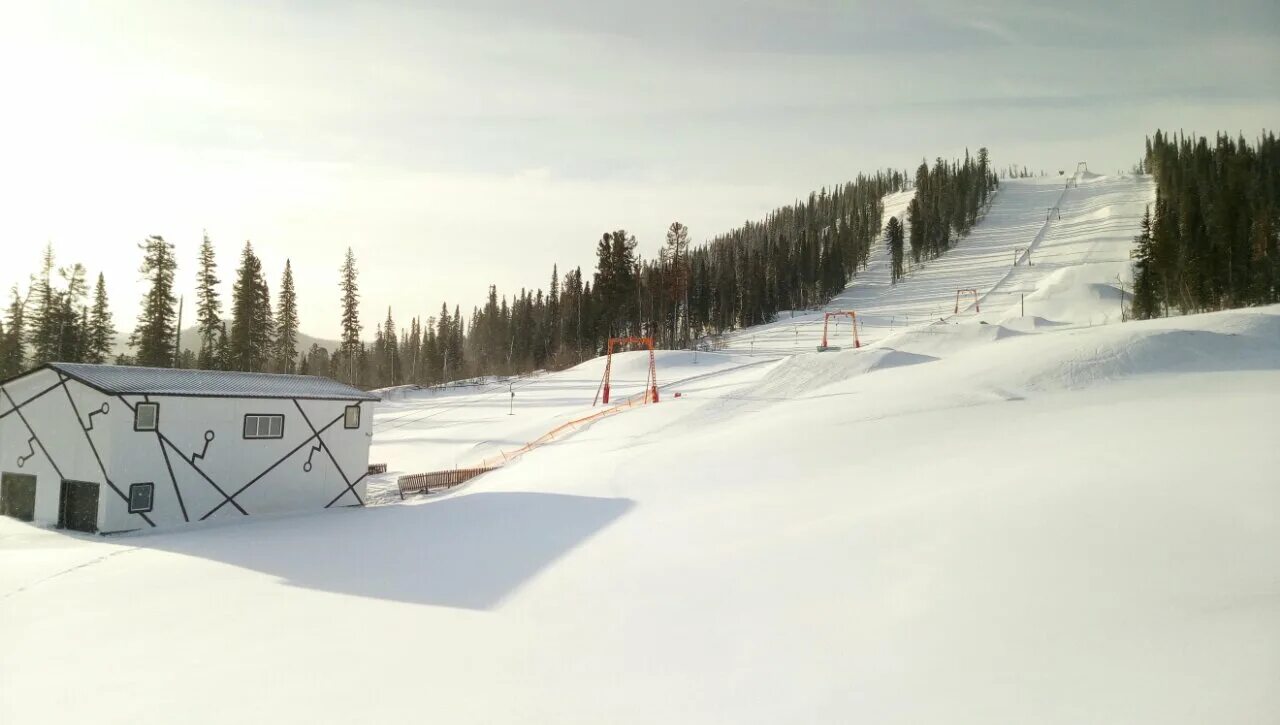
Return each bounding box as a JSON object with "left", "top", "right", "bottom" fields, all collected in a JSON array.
[
  {"left": 128, "top": 482, "right": 154, "bottom": 513},
  {"left": 134, "top": 402, "right": 159, "bottom": 431},
  {"left": 344, "top": 405, "right": 361, "bottom": 429},
  {"left": 243, "top": 414, "right": 284, "bottom": 439}
]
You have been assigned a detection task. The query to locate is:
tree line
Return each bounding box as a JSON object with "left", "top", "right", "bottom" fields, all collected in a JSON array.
[
  {"left": 1131, "top": 130, "right": 1279, "bottom": 318},
  {"left": 1, "top": 148, "right": 1002, "bottom": 389},
  {"left": 0, "top": 244, "right": 116, "bottom": 377}
]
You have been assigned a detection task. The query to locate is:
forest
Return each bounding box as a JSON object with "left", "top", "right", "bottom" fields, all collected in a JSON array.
[
  {"left": 0, "top": 149, "right": 998, "bottom": 389},
  {"left": 1131, "top": 130, "right": 1279, "bottom": 318}
]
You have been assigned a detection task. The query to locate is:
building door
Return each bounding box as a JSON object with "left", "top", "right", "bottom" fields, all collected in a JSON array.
[
  {"left": 58, "top": 480, "right": 99, "bottom": 533},
  {"left": 1, "top": 472, "right": 37, "bottom": 521}
]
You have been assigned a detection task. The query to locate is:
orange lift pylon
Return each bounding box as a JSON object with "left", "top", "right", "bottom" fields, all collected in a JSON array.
[
  {"left": 595, "top": 336, "right": 659, "bottom": 406},
  {"left": 955, "top": 288, "right": 980, "bottom": 314},
  {"left": 817, "top": 311, "right": 860, "bottom": 352}
]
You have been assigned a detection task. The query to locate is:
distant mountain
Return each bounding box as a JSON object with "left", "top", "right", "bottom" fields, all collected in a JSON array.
[{"left": 112, "top": 328, "right": 341, "bottom": 358}]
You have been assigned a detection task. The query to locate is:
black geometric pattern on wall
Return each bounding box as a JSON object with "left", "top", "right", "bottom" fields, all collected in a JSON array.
[
  {"left": 192, "top": 430, "right": 215, "bottom": 462},
  {"left": 17, "top": 436, "right": 36, "bottom": 468}
]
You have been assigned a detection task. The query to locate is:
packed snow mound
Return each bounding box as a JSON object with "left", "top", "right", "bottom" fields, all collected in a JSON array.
[
  {"left": 1027, "top": 266, "right": 1125, "bottom": 302},
  {"left": 752, "top": 347, "right": 936, "bottom": 400},
  {"left": 1018, "top": 308, "right": 1280, "bottom": 391},
  {"left": 999, "top": 315, "right": 1071, "bottom": 332},
  {"left": 924, "top": 306, "right": 1280, "bottom": 398},
  {"left": 756, "top": 306, "right": 1280, "bottom": 431}
]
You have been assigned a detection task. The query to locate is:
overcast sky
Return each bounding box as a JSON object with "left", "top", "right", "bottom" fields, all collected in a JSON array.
[{"left": 2, "top": 0, "right": 1276, "bottom": 341}]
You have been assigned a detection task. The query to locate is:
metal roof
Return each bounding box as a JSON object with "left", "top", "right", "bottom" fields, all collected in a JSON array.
[{"left": 43, "top": 362, "right": 380, "bottom": 401}]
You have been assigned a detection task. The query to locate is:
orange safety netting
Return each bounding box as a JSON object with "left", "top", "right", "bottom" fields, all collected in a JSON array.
[
  {"left": 478, "top": 386, "right": 652, "bottom": 469},
  {"left": 396, "top": 385, "right": 657, "bottom": 495}
]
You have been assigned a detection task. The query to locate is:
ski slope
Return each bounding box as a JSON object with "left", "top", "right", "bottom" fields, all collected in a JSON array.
[
  {"left": 717, "top": 172, "right": 1152, "bottom": 354},
  {"left": 3, "top": 174, "right": 1279, "bottom": 724}
]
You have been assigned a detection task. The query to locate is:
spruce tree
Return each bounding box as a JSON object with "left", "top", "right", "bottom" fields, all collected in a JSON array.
[
  {"left": 85, "top": 273, "right": 116, "bottom": 364},
  {"left": 129, "top": 235, "right": 179, "bottom": 367},
  {"left": 382, "top": 307, "right": 400, "bottom": 385},
  {"left": 885, "top": 216, "right": 905, "bottom": 284},
  {"left": 195, "top": 232, "right": 222, "bottom": 369},
  {"left": 436, "top": 303, "right": 452, "bottom": 381},
  {"left": 0, "top": 288, "right": 25, "bottom": 376},
  {"left": 1131, "top": 207, "right": 1160, "bottom": 319},
  {"left": 27, "top": 242, "right": 59, "bottom": 365},
  {"left": 907, "top": 198, "right": 924, "bottom": 264},
  {"left": 52, "top": 264, "right": 88, "bottom": 362},
  {"left": 228, "top": 241, "right": 273, "bottom": 372},
  {"left": 339, "top": 248, "right": 362, "bottom": 384},
  {"left": 274, "top": 259, "right": 299, "bottom": 373},
  {"left": 215, "top": 322, "right": 231, "bottom": 370}
]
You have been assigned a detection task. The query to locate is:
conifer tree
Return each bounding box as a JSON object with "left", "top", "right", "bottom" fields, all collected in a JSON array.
[
  {"left": 85, "top": 273, "right": 116, "bottom": 364},
  {"left": 195, "top": 232, "right": 222, "bottom": 369},
  {"left": 885, "top": 216, "right": 905, "bottom": 284},
  {"left": 0, "top": 288, "right": 25, "bottom": 376},
  {"left": 339, "top": 248, "right": 362, "bottom": 384},
  {"left": 27, "top": 243, "right": 59, "bottom": 365},
  {"left": 52, "top": 264, "right": 88, "bottom": 362},
  {"left": 215, "top": 323, "right": 231, "bottom": 370},
  {"left": 1130, "top": 207, "right": 1161, "bottom": 319},
  {"left": 228, "top": 242, "right": 273, "bottom": 372},
  {"left": 381, "top": 307, "right": 400, "bottom": 385},
  {"left": 907, "top": 198, "right": 924, "bottom": 264},
  {"left": 664, "top": 222, "right": 690, "bottom": 346},
  {"left": 274, "top": 259, "right": 299, "bottom": 373},
  {"left": 436, "top": 303, "right": 452, "bottom": 381},
  {"left": 129, "top": 235, "right": 179, "bottom": 367}
]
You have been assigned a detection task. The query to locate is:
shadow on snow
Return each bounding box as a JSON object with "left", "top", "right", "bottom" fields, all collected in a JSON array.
[{"left": 131, "top": 491, "right": 635, "bottom": 610}]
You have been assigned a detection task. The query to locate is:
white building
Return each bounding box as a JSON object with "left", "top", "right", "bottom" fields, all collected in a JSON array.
[{"left": 0, "top": 363, "right": 377, "bottom": 534}]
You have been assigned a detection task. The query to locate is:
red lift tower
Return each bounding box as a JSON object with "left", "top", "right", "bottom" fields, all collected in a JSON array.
[
  {"left": 817, "top": 311, "right": 860, "bottom": 352},
  {"left": 955, "top": 288, "right": 980, "bottom": 314},
  {"left": 595, "top": 336, "right": 659, "bottom": 406}
]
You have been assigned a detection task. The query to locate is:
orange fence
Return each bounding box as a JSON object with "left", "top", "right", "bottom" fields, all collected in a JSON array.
[
  {"left": 394, "top": 386, "right": 656, "bottom": 500},
  {"left": 477, "top": 387, "right": 653, "bottom": 469}
]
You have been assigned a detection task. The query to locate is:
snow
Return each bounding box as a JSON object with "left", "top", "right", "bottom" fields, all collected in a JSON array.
[{"left": 3, "top": 174, "right": 1279, "bottom": 724}]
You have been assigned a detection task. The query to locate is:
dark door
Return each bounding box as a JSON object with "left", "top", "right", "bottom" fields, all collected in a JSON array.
[
  {"left": 58, "top": 480, "right": 99, "bottom": 533},
  {"left": 1, "top": 472, "right": 37, "bottom": 521}
]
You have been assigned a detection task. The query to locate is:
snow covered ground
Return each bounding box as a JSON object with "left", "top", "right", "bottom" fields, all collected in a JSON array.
[{"left": 3, "top": 174, "right": 1279, "bottom": 724}]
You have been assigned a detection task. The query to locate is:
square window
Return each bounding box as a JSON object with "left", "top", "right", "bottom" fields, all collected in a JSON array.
[
  {"left": 134, "top": 402, "right": 158, "bottom": 431},
  {"left": 344, "top": 405, "right": 361, "bottom": 429},
  {"left": 128, "top": 482, "right": 154, "bottom": 514}
]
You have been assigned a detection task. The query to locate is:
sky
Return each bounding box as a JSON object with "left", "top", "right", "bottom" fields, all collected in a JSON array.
[{"left": 1, "top": 0, "right": 1277, "bottom": 342}]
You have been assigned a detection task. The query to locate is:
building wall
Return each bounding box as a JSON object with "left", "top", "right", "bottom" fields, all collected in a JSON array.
[{"left": 0, "top": 368, "right": 372, "bottom": 534}]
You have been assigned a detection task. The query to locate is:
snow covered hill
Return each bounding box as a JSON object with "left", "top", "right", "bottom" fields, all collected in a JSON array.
[
  {"left": 716, "top": 171, "right": 1153, "bottom": 354},
  {"left": 3, "top": 174, "right": 1278, "bottom": 724}
]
